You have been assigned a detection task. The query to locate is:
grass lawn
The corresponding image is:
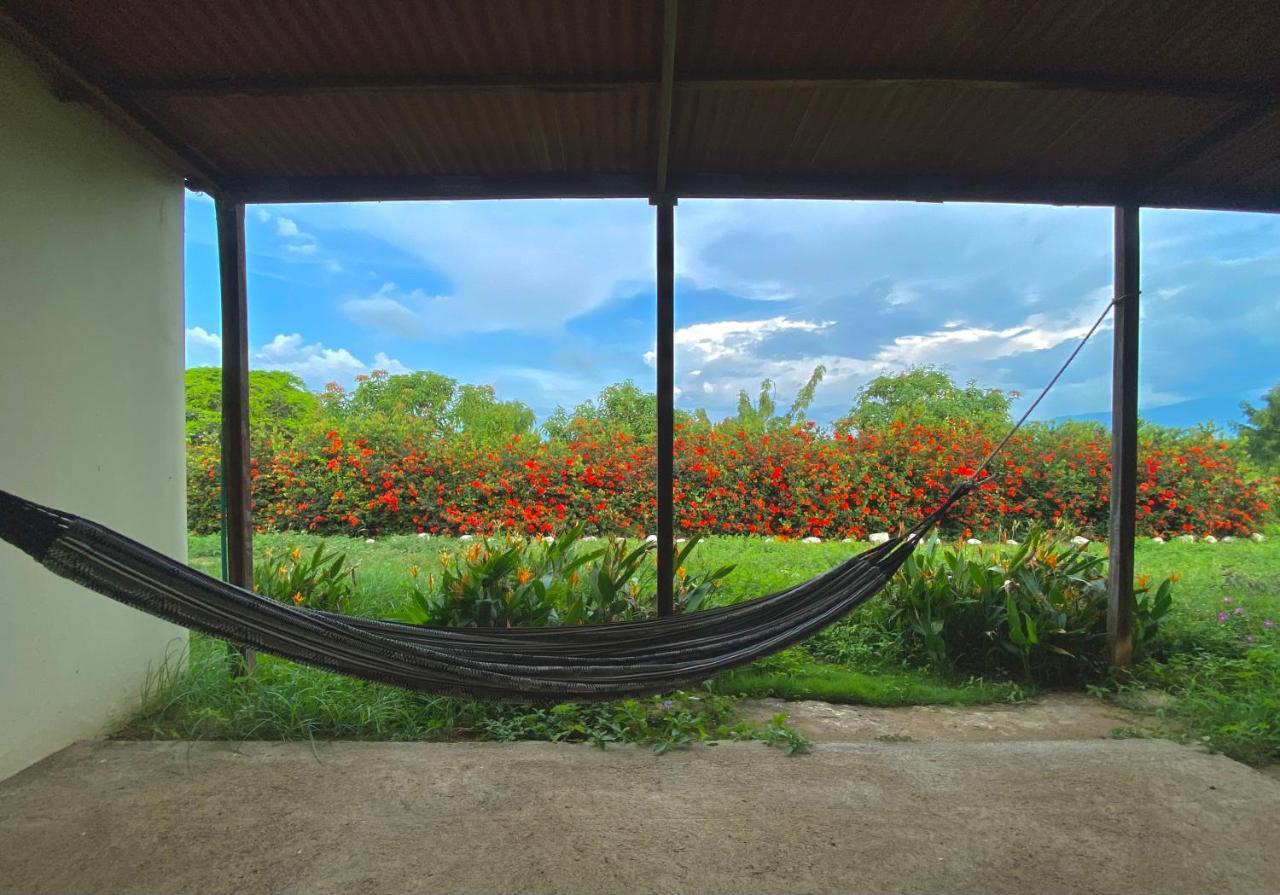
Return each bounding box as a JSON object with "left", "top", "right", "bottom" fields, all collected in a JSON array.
[{"left": 132, "top": 528, "right": 1278, "bottom": 761}]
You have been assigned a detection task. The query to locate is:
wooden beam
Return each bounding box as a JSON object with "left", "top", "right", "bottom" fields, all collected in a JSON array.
[
  {"left": 0, "top": 7, "right": 223, "bottom": 193},
  {"left": 222, "top": 170, "right": 1280, "bottom": 213},
  {"left": 1144, "top": 99, "right": 1276, "bottom": 187},
  {"left": 216, "top": 198, "right": 255, "bottom": 675},
  {"left": 121, "top": 69, "right": 1278, "bottom": 105},
  {"left": 654, "top": 198, "right": 676, "bottom": 617},
  {"left": 653, "top": 0, "right": 679, "bottom": 197},
  {"left": 1107, "top": 205, "right": 1140, "bottom": 667}
]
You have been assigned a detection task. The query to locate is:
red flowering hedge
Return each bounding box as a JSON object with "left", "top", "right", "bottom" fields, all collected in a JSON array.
[{"left": 187, "top": 422, "right": 1271, "bottom": 540}]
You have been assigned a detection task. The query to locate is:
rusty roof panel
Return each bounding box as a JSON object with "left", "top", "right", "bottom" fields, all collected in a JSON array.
[
  {"left": 4, "top": 0, "right": 1278, "bottom": 209},
  {"left": 670, "top": 85, "right": 1248, "bottom": 182},
  {"left": 679, "top": 0, "right": 1280, "bottom": 86},
  {"left": 10, "top": 0, "right": 660, "bottom": 83},
  {"left": 145, "top": 86, "right": 656, "bottom": 178}
]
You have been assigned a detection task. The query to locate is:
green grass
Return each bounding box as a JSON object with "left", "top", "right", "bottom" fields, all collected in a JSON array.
[
  {"left": 165, "top": 528, "right": 1280, "bottom": 762},
  {"left": 713, "top": 660, "right": 1026, "bottom": 705}
]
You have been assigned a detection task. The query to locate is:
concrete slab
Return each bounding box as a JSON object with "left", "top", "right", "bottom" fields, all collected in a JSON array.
[
  {"left": 741, "top": 693, "right": 1143, "bottom": 743},
  {"left": 1, "top": 739, "right": 1277, "bottom": 895}
]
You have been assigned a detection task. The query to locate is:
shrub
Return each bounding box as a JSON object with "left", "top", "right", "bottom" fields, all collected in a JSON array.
[
  {"left": 396, "top": 527, "right": 733, "bottom": 628},
  {"left": 188, "top": 421, "right": 1270, "bottom": 541},
  {"left": 882, "top": 531, "right": 1174, "bottom": 684}
]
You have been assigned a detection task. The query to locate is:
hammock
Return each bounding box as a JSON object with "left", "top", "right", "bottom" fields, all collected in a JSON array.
[
  {"left": 0, "top": 297, "right": 1120, "bottom": 701},
  {"left": 0, "top": 486, "right": 952, "bottom": 701}
]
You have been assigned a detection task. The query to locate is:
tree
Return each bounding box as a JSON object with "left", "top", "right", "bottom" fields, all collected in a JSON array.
[
  {"left": 843, "top": 367, "right": 1014, "bottom": 432},
  {"left": 344, "top": 370, "right": 458, "bottom": 431},
  {"left": 450, "top": 384, "right": 536, "bottom": 443},
  {"left": 723, "top": 364, "right": 826, "bottom": 433},
  {"left": 332, "top": 370, "right": 535, "bottom": 445},
  {"left": 184, "top": 367, "right": 320, "bottom": 444},
  {"left": 1237, "top": 384, "right": 1280, "bottom": 469},
  {"left": 544, "top": 380, "right": 659, "bottom": 440}
]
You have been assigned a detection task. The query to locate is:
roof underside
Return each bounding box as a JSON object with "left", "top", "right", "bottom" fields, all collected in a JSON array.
[{"left": 5, "top": 0, "right": 1280, "bottom": 210}]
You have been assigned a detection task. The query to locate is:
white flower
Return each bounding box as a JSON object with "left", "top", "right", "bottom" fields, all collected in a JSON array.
[
  {"left": 1005, "top": 539, "right": 1020, "bottom": 546},
  {"left": 417, "top": 532, "right": 430, "bottom": 539},
  {"left": 646, "top": 534, "right": 659, "bottom": 544},
  {"left": 1221, "top": 536, "right": 1236, "bottom": 543},
  {"left": 841, "top": 538, "right": 855, "bottom": 544},
  {"left": 675, "top": 538, "right": 688, "bottom": 544},
  {"left": 1203, "top": 535, "right": 1218, "bottom": 544},
  {"left": 542, "top": 536, "right": 555, "bottom": 544},
  {"left": 1252, "top": 532, "right": 1266, "bottom": 543},
  {"left": 364, "top": 538, "right": 375, "bottom": 544},
  {"left": 1178, "top": 534, "right": 1196, "bottom": 543},
  {"left": 581, "top": 535, "right": 599, "bottom": 542},
  {"left": 966, "top": 538, "right": 982, "bottom": 546},
  {"left": 1151, "top": 536, "right": 1165, "bottom": 544},
  {"left": 869, "top": 532, "right": 890, "bottom": 545},
  {"left": 1070, "top": 535, "right": 1090, "bottom": 547},
  {"left": 459, "top": 534, "right": 474, "bottom": 541},
  {"left": 802, "top": 536, "right": 822, "bottom": 544}
]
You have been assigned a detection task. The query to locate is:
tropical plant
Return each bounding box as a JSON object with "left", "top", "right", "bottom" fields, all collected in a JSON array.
[
  {"left": 254, "top": 542, "right": 358, "bottom": 614},
  {"left": 883, "top": 530, "right": 1174, "bottom": 683}
]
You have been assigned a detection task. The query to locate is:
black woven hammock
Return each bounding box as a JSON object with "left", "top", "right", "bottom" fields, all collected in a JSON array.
[
  {"left": 0, "top": 298, "right": 1118, "bottom": 701},
  {"left": 0, "top": 485, "right": 957, "bottom": 701}
]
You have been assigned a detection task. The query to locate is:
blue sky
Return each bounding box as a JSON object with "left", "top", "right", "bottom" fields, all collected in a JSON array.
[{"left": 184, "top": 195, "right": 1280, "bottom": 428}]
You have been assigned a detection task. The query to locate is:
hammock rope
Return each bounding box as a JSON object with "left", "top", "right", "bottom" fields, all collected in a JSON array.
[{"left": 0, "top": 295, "right": 1125, "bottom": 700}]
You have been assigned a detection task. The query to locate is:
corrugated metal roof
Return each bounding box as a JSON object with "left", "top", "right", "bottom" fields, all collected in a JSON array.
[{"left": 4, "top": 0, "right": 1278, "bottom": 209}]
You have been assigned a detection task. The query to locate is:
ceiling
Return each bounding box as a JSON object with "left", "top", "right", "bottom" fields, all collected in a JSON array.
[{"left": 4, "top": 0, "right": 1279, "bottom": 209}]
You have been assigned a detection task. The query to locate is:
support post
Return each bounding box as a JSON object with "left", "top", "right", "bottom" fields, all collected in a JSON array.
[
  {"left": 654, "top": 198, "right": 676, "bottom": 616},
  {"left": 216, "top": 197, "right": 255, "bottom": 674},
  {"left": 1107, "top": 205, "right": 1140, "bottom": 666}
]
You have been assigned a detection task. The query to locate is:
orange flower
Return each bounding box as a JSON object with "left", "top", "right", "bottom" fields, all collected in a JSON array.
[
  {"left": 292, "top": 592, "right": 304, "bottom": 606},
  {"left": 516, "top": 567, "right": 534, "bottom": 585}
]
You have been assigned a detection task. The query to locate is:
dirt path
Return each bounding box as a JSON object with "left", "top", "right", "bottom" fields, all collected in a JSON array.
[
  {"left": 2, "top": 734, "right": 1278, "bottom": 895},
  {"left": 742, "top": 693, "right": 1144, "bottom": 743}
]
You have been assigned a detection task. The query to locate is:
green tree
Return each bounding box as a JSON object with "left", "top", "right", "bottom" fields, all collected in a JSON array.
[
  {"left": 1237, "top": 385, "right": 1280, "bottom": 469},
  {"left": 843, "top": 367, "right": 1014, "bottom": 432},
  {"left": 544, "top": 380, "right": 659, "bottom": 440},
  {"left": 450, "top": 383, "right": 536, "bottom": 443},
  {"left": 185, "top": 367, "right": 320, "bottom": 444},
  {"left": 722, "top": 365, "right": 826, "bottom": 433},
  {"left": 343, "top": 370, "right": 458, "bottom": 431},
  {"left": 332, "top": 370, "right": 535, "bottom": 445}
]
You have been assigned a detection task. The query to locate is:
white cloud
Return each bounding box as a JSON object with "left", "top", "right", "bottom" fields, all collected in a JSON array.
[
  {"left": 341, "top": 283, "right": 442, "bottom": 338},
  {"left": 276, "top": 216, "right": 301, "bottom": 237},
  {"left": 286, "top": 243, "right": 317, "bottom": 255},
  {"left": 371, "top": 352, "right": 411, "bottom": 375},
  {"left": 185, "top": 326, "right": 222, "bottom": 353},
  {"left": 646, "top": 316, "right": 832, "bottom": 365},
  {"left": 245, "top": 333, "right": 409, "bottom": 388},
  {"left": 294, "top": 199, "right": 654, "bottom": 335}
]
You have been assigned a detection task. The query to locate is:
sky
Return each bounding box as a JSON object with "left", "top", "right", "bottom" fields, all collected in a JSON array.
[{"left": 184, "top": 196, "right": 1280, "bottom": 429}]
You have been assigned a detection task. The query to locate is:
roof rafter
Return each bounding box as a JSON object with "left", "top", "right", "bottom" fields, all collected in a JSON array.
[
  {"left": 0, "top": 7, "right": 223, "bottom": 192},
  {"left": 652, "top": 0, "right": 678, "bottom": 199},
  {"left": 222, "top": 170, "right": 1277, "bottom": 213},
  {"left": 120, "top": 70, "right": 1280, "bottom": 105}
]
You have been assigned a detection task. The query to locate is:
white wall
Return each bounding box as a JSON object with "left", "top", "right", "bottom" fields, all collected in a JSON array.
[{"left": 0, "top": 37, "right": 188, "bottom": 780}]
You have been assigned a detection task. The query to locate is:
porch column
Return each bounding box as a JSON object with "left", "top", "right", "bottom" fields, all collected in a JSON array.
[
  {"left": 215, "top": 197, "right": 255, "bottom": 673},
  {"left": 1107, "top": 204, "right": 1140, "bottom": 666},
  {"left": 654, "top": 198, "right": 676, "bottom": 616}
]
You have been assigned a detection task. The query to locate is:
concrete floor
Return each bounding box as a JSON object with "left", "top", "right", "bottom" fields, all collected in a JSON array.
[{"left": 1, "top": 738, "right": 1277, "bottom": 895}]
